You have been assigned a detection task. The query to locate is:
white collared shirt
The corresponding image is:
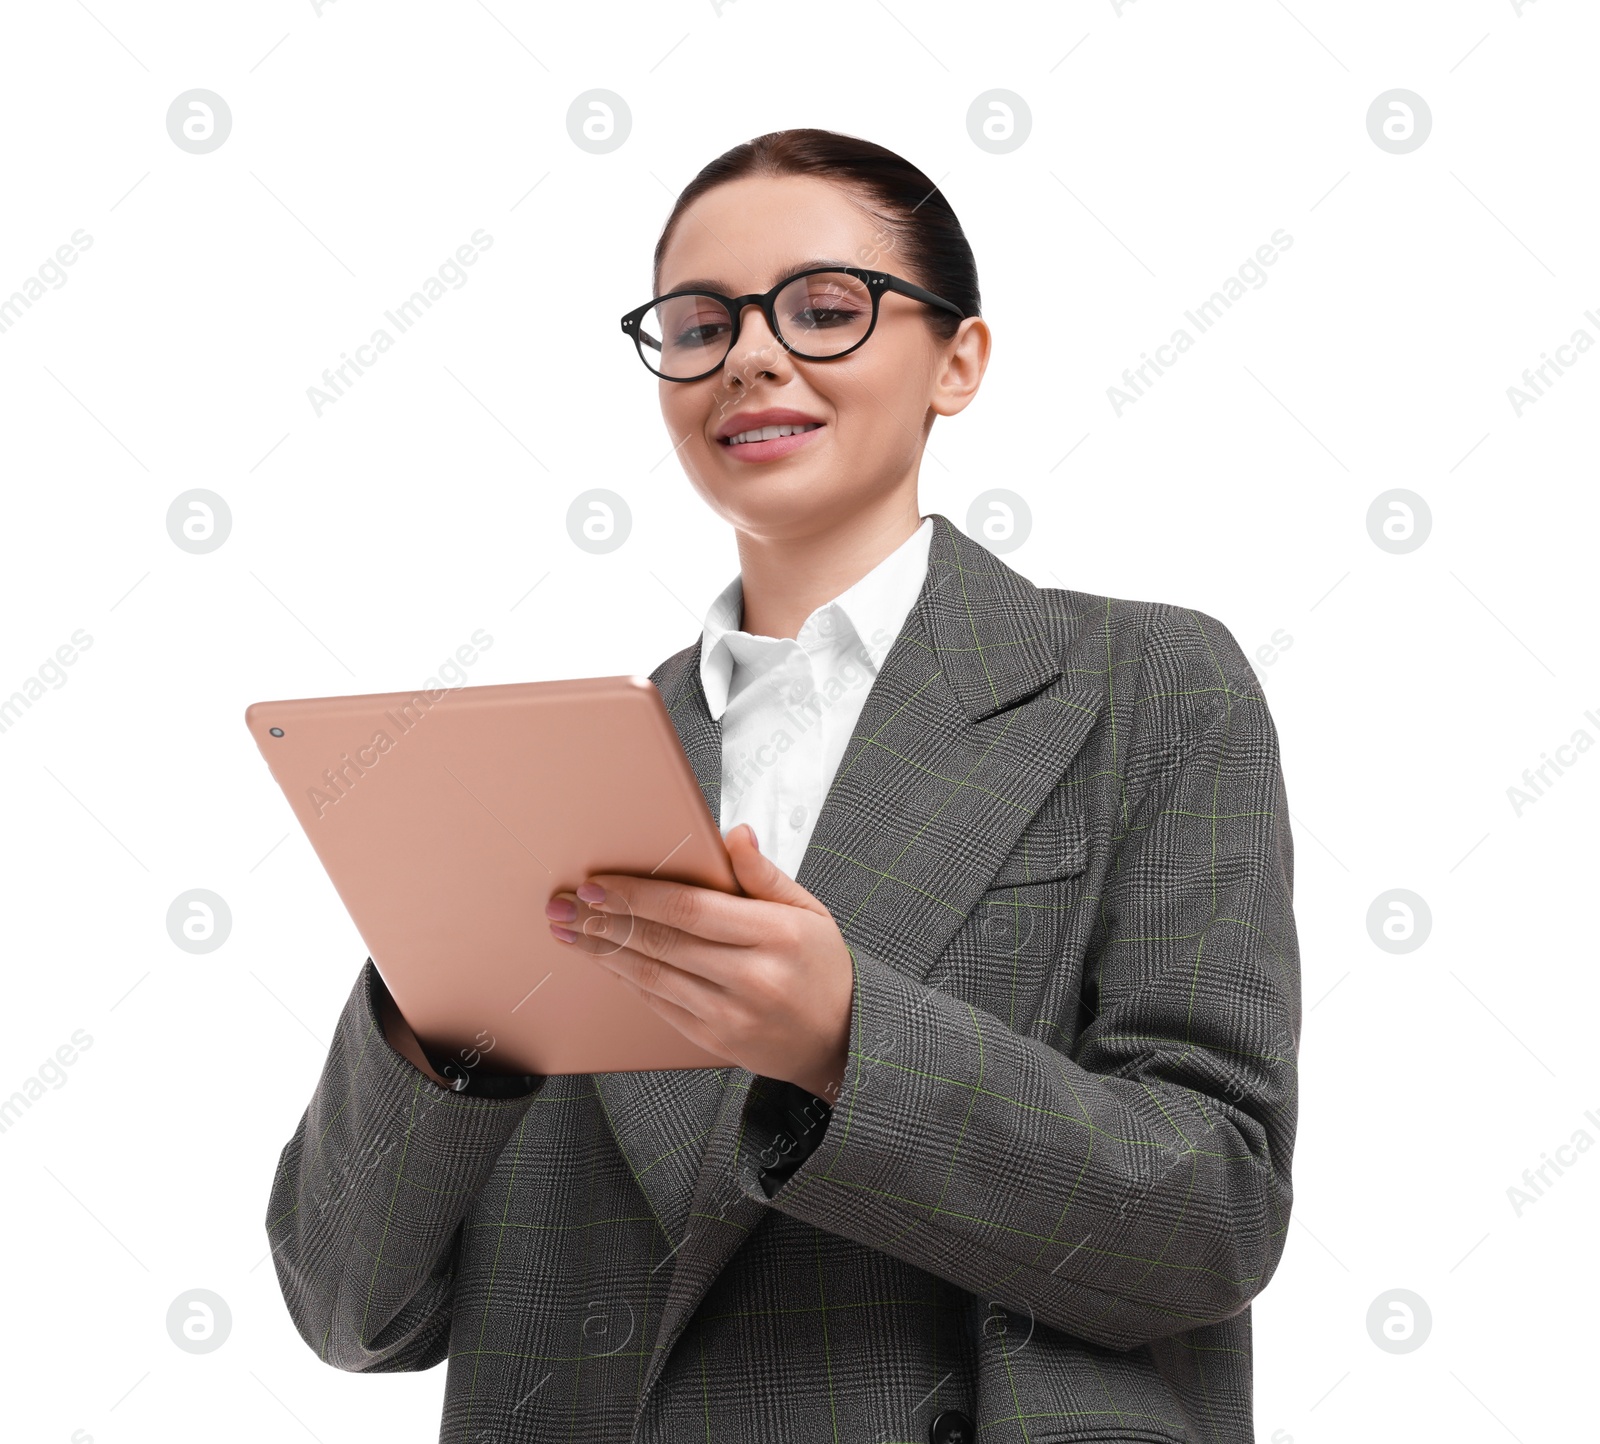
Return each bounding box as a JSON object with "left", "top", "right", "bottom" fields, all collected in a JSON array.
[{"left": 698, "top": 516, "right": 933, "bottom": 881}]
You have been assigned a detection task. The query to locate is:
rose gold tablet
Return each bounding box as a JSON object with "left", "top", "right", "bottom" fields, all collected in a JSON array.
[{"left": 244, "top": 675, "right": 739, "bottom": 1075}]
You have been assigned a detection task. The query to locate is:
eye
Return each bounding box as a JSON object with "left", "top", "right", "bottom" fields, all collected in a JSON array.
[
  {"left": 784, "top": 285, "right": 867, "bottom": 331},
  {"left": 672, "top": 319, "right": 730, "bottom": 348},
  {"left": 791, "top": 304, "right": 864, "bottom": 331}
]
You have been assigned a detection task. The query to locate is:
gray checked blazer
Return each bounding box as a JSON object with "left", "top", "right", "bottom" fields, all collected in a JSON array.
[{"left": 265, "top": 511, "right": 1301, "bottom": 1444}]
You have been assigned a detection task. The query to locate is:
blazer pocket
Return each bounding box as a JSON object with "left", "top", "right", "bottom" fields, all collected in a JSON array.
[
  {"left": 987, "top": 807, "right": 1090, "bottom": 888},
  {"left": 1031, "top": 1431, "right": 1189, "bottom": 1444}
]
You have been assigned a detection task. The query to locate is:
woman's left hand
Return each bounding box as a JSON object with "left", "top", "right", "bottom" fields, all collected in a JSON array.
[{"left": 544, "top": 823, "right": 854, "bottom": 1101}]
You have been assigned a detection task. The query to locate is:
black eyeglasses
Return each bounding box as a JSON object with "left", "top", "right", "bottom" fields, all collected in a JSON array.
[{"left": 619, "top": 266, "right": 966, "bottom": 382}]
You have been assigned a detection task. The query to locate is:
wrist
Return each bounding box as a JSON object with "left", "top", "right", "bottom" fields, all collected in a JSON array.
[{"left": 796, "top": 1042, "right": 848, "bottom": 1104}]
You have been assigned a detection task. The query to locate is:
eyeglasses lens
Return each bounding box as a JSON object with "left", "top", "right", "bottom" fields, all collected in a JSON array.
[{"left": 638, "top": 271, "right": 874, "bottom": 378}]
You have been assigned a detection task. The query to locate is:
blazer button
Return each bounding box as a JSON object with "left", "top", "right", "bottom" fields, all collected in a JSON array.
[{"left": 929, "top": 1408, "right": 974, "bottom": 1444}]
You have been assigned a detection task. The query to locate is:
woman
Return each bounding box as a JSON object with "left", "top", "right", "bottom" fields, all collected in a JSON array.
[{"left": 267, "top": 128, "right": 1301, "bottom": 1444}]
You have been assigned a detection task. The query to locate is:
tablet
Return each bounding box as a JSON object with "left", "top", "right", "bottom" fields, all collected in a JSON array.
[{"left": 244, "top": 675, "right": 740, "bottom": 1075}]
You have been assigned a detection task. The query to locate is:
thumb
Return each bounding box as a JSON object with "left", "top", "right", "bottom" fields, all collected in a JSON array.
[{"left": 726, "top": 823, "right": 824, "bottom": 912}]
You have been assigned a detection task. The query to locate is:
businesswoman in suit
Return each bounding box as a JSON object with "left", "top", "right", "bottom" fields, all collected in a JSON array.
[{"left": 268, "top": 128, "right": 1301, "bottom": 1444}]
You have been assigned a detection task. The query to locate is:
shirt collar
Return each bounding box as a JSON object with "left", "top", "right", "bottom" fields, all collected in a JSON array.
[{"left": 698, "top": 516, "right": 933, "bottom": 720}]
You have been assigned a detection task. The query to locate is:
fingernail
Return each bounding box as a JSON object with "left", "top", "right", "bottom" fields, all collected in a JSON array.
[
  {"left": 545, "top": 896, "right": 577, "bottom": 921},
  {"left": 549, "top": 923, "right": 577, "bottom": 942},
  {"left": 747, "top": 825, "right": 760, "bottom": 852},
  {"left": 576, "top": 882, "right": 606, "bottom": 904}
]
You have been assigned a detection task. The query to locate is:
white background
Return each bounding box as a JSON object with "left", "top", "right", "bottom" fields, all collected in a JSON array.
[{"left": 1, "top": 2, "right": 1595, "bottom": 1441}]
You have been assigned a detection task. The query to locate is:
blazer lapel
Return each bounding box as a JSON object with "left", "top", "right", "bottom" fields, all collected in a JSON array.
[
  {"left": 629, "top": 512, "right": 1107, "bottom": 1398},
  {"left": 589, "top": 646, "right": 732, "bottom": 1250},
  {"left": 788, "top": 510, "right": 1106, "bottom": 985}
]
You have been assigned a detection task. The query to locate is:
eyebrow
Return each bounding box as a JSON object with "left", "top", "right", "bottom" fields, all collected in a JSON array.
[{"left": 661, "top": 257, "right": 854, "bottom": 295}]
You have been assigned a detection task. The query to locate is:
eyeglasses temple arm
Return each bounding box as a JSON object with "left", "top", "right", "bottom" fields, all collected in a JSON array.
[{"left": 881, "top": 275, "right": 966, "bottom": 320}]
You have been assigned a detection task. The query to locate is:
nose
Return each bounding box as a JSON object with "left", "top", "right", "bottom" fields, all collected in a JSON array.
[{"left": 721, "top": 299, "right": 788, "bottom": 383}]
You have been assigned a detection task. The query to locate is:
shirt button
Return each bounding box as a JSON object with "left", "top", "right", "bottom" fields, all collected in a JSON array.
[
  {"left": 929, "top": 1410, "right": 974, "bottom": 1444},
  {"left": 788, "top": 806, "right": 806, "bottom": 830},
  {"left": 817, "top": 613, "right": 834, "bottom": 636},
  {"left": 787, "top": 681, "right": 806, "bottom": 704}
]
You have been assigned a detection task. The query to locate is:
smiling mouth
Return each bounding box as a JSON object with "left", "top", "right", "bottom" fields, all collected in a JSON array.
[{"left": 719, "top": 422, "right": 825, "bottom": 447}]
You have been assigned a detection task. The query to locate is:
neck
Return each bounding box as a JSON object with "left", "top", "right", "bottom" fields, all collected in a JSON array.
[{"left": 734, "top": 496, "right": 923, "bottom": 641}]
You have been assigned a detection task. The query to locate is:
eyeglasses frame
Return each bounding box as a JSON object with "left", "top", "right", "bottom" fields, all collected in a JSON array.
[{"left": 618, "top": 265, "right": 968, "bottom": 383}]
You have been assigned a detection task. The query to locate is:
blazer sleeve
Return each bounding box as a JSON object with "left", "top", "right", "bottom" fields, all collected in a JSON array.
[
  {"left": 264, "top": 959, "right": 546, "bottom": 1372},
  {"left": 731, "top": 604, "right": 1302, "bottom": 1353}
]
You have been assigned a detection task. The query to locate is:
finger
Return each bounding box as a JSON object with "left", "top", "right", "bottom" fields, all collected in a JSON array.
[
  {"left": 724, "top": 823, "right": 831, "bottom": 915},
  {"left": 577, "top": 873, "right": 769, "bottom": 947},
  {"left": 565, "top": 934, "right": 757, "bottom": 1071},
  {"left": 554, "top": 890, "right": 758, "bottom": 990},
  {"left": 601, "top": 941, "right": 761, "bottom": 1082},
  {"left": 556, "top": 920, "right": 728, "bottom": 1010},
  {"left": 605, "top": 960, "right": 750, "bottom": 1071}
]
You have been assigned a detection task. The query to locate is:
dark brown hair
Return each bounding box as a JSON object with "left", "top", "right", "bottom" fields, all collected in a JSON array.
[{"left": 652, "top": 127, "right": 980, "bottom": 343}]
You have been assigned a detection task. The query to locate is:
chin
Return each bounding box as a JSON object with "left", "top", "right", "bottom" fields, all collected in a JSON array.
[{"left": 701, "top": 479, "right": 837, "bottom": 534}]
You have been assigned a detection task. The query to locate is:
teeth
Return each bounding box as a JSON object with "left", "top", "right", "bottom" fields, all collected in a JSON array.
[{"left": 726, "top": 422, "right": 821, "bottom": 445}]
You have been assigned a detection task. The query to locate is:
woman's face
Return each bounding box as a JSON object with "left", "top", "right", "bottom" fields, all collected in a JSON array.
[{"left": 652, "top": 174, "right": 987, "bottom": 538}]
